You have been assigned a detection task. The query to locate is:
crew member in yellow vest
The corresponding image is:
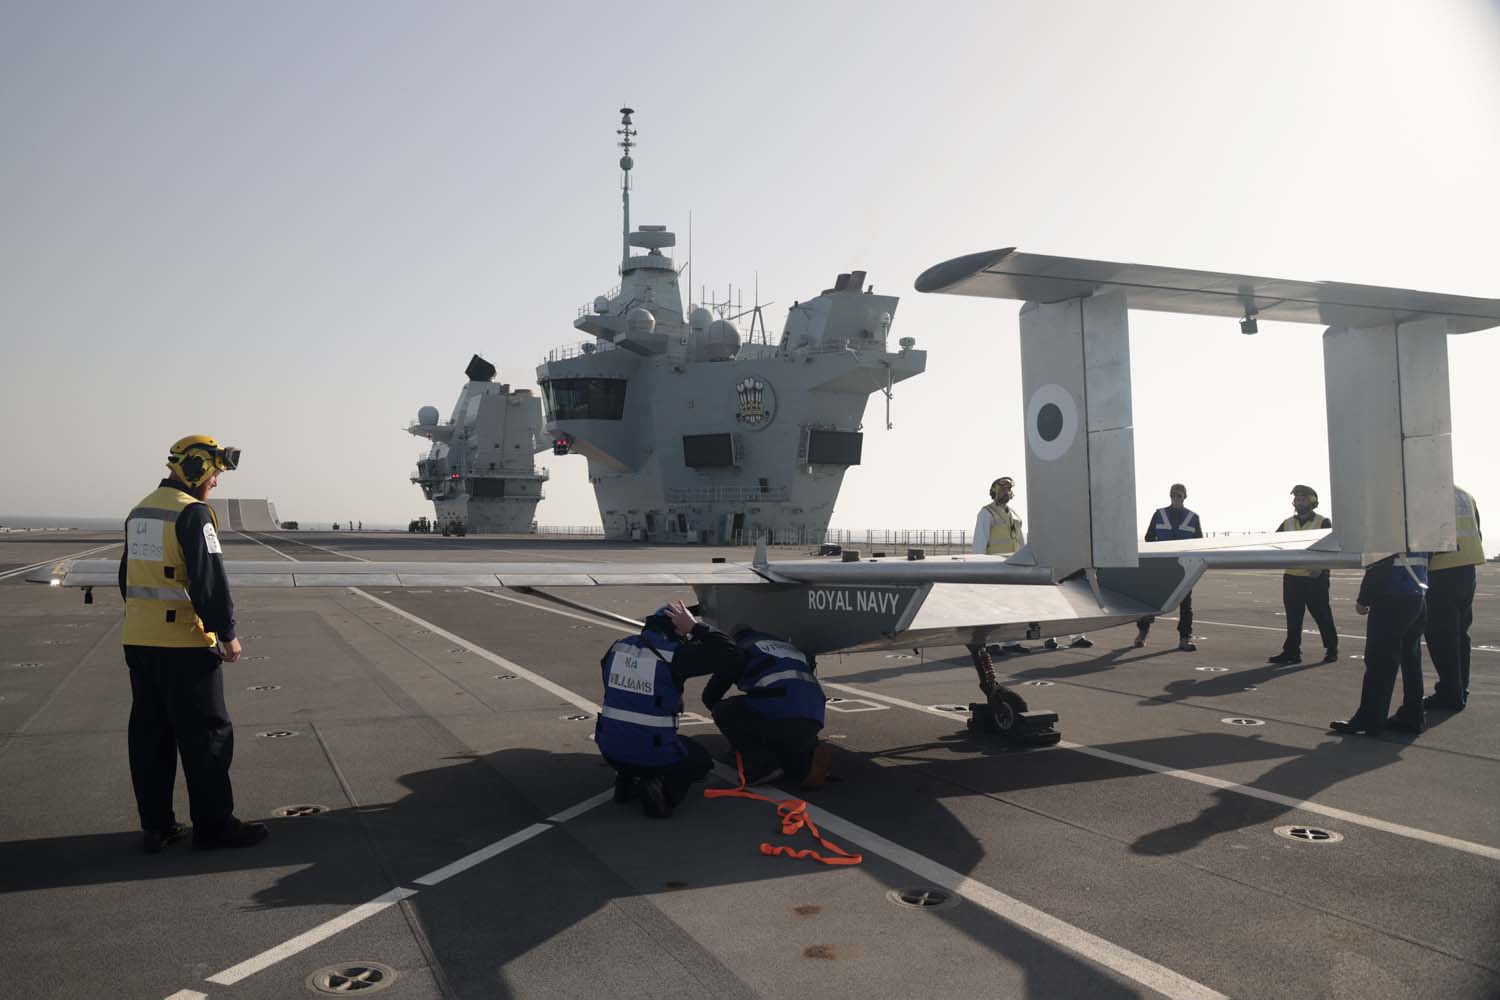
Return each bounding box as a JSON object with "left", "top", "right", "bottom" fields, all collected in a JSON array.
[
  {"left": 1268, "top": 485, "right": 1339, "bottom": 665},
  {"left": 1423, "top": 486, "right": 1484, "bottom": 710},
  {"left": 971, "top": 477, "right": 1092, "bottom": 653},
  {"left": 118, "top": 435, "right": 267, "bottom": 852}
]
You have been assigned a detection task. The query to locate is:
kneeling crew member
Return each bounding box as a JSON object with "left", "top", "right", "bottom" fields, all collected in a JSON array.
[
  {"left": 1331, "top": 552, "right": 1430, "bottom": 735},
  {"left": 1134, "top": 483, "right": 1203, "bottom": 651},
  {"left": 1424, "top": 486, "right": 1483, "bottom": 710},
  {"left": 119, "top": 435, "right": 267, "bottom": 852},
  {"left": 595, "top": 601, "right": 720, "bottom": 818},
  {"left": 703, "top": 630, "right": 832, "bottom": 788},
  {"left": 1269, "top": 485, "right": 1338, "bottom": 665}
]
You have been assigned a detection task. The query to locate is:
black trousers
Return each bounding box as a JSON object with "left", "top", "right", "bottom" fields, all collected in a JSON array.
[
  {"left": 606, "top": 735, "right": 712, "bottom": 806},
  {"left": 1137, "top": 591, "right": 1193, "bottom": 640},
  {"left": 1281, "top": 574, "right": 1338, "bottom": 656},
  {"left": 125, "top": 646, "right": 235, "bottom": 833},
  {"left": 1351, "top": 595, "right": 1427, "bottom": 725},
  {"left": 1424, "top": 565, "right": 1476, "bottom": 706},
  {"left": 710, "top": 696, "right": 822, "bottom": 783}
]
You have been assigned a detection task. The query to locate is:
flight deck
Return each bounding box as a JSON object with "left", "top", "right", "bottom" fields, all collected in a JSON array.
[{"left": 2, "top": 529, "right": 1497, "bottom": 999}]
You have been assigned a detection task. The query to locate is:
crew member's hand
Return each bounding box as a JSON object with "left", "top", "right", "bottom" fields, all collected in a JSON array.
[
  {"left": 222, "top": 638, "right": 243, "bottom": 662},
  {"left": 666, "top": 600, "right": 696, "bottom": 636},
  {"left": 1355, "top": 603, "right": 1369, "bottom": 617}
]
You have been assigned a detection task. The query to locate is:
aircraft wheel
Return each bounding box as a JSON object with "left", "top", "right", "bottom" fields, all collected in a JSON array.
[{"left": 987, "top": 688, "right": 1028, "bottom": 734}]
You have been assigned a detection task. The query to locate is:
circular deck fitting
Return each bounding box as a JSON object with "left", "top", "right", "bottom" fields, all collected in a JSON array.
[
  {"left": 35, "top": 639, "right": 74, "bottom": 646},
  {"left": 883, "top": 653, "right": 913, "bottom": 660},
  {"left": 1242, "top": 686, "right": 1259, "bottom": 692},
  {"left": 274, "top": 804, "right": 328, "bottom": 817},
  {"left": 562, "top": 713, "right": 592, "bottom": 722},
  {"left": 257, "top": 730, "right": 301, "bottom": 739},
  {"left": 493, "top": 674, "right": 515, "bottom": 680},
  {"left": 931, "top": 704, "right": 968, "bottom": 713},
  {"left": 243, "top": 655, "right": 270, "bottom": 661},
  {"left": 248, "top": 684, "right": 281, "bottom": 692},
  {"left": 446, "top": 647, "right": 465, "bottom": 653},
  {"left": 887, "top": 886, "right": 959, "bottom": 911},
  {"left": 240, "top": 634, "right": 261, "bottom": 639},
  {"left": 1194, "top": 666, "right": 1229, "bottom": 673},
  {"left": 1221, "top": 717, "right": 1265, "bottom": 727},
  {"left": 306, "top": 962, "right": 397, "bottom": 994},
  {"left": 1274, "top": 825, "right": 1344, "bottom": 844},
  {"left": 1021, "top": 680, "right": 1054, "bottom": 687},
  {"left": 826, "top": 697, "right": 846, "bottom": 704},
  {"left": 827, "top": 734, "right": 848, "bottom": 740},
  {"left": 12, "top": 662, "right": 45, "bottom": 669}
]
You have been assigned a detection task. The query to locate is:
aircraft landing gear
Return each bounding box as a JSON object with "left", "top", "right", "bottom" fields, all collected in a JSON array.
[{"left": 964, "top": 644, "right": 1062, "bottom": 747}]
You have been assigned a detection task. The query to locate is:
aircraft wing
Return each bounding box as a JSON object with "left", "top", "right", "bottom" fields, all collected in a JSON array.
[
  {"left": 1135, "top": 530, "right": 1366, "bottom": 570},
  {"left": 916, "top": 248, "right": 1500, "bottom": 333},
  {"left": 26, "top": 559, "right": 769, "bottom": 589}
]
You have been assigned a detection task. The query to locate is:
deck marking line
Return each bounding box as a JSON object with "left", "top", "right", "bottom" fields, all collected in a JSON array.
[
  {"left": 0, "top": 542, "right": 121, "bottom": 581},
  {"left": 706, "top": 763, "right": 1226, "bottom": 1000},
  {"left": 164, "top": 991, "right": 208, "bottom": 1000},
  {"left": 827, "top": 682, "right": 1500, "bottom": 862},
  {"left": 465, "top": 585, "right": 628, "bottom": 629},
  {"left": 353, "top": 588, "right": 601, "bottom": 714},
  {"left": 1163, "top": 616, "right": 1498, "bottom": 656},
  {"left": 412, "top": 823, "right": 553, "bottom": 886},
  {"left": 233, "top": 531, "right": 297, "bottom": 562},
  {"left": 205, "top": 887, "right": 418, "bottom": 985},
  {"left": 547, "top": 788, "right": 615, "bottom": 824}
]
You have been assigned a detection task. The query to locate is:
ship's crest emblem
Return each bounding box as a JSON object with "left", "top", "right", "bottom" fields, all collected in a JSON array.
[{"left": 735, "top": 377, "right": 776, "bottom": 429}]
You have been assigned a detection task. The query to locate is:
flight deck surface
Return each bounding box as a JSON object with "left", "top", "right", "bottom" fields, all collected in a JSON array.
[{"left": 2, "top": 530, "right": 1497, "bottom": 999}]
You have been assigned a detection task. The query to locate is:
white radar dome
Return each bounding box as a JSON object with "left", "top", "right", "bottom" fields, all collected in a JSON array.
[
  {"left": 701, "top": 319, "right": 742, "bottom": 361},
  {"left": 688, "top": 306, "right": 714, "bottom": 333},
  {"left": 593, "top": 295, "right": 611, "bottom": 314},
  {"left": 626, "top": 306, "right": 657, "bottom": 337},
  {"left": 417, "top": 405, "right": 440, "bottom": 426}
]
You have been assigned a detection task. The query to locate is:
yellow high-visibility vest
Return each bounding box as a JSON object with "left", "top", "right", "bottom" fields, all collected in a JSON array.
[
  {"left": 1430, "top": 487, "right": 1484, "bottom": 570},
  {"left": 983, "top": 502, "right": 1024, "bottom": 555},
  {"left": 121, "top": 486, "right": 220, "bottom": 648},
  {"left": 1279, "top": 513, "right": 1330, "bottom": 577}
]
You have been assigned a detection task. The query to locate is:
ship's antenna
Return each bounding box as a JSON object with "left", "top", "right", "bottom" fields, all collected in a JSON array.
[
  {"left": 617, "top": 107, "right": 636, "bottom": 265},
  {"left": 688, "top": 209, "right": 693, "bottom": 311}
]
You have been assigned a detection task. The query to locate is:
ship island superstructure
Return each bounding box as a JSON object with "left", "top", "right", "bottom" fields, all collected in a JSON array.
[
  {"left": 407, "top": 354, "right": 548, "bottom": 533},
  {"left": 536, "top": 108, "right": 927, "bottom": 544}
]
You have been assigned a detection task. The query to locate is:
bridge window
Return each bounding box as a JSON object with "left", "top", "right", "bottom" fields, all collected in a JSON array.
[{"left": 541, "top": 378, "right": 627, "bottom": 421}]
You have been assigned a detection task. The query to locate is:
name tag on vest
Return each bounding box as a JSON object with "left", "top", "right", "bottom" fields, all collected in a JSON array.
[
  {"left": 128, "top": 518, "right": 165, "bottom": 562},
  {"left": 608, "top": 649, "right": 656, "bottom": 695}
]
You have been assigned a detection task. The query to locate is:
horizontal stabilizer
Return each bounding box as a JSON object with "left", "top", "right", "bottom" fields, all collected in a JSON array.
[{"left": 917, "top": 248, "right": 1500, "bottom": 333}]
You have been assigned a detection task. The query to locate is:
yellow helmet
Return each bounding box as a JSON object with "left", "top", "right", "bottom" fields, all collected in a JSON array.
[{"left": 167, "top": 434, "right": 241, "bottom": 488}]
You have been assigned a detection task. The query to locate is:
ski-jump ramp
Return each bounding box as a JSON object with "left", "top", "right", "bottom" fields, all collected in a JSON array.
[{"left": 208, "top": 498, "right": 281, "bottom": 531}]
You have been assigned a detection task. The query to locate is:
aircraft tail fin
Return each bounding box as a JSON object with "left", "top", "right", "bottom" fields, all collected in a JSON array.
[
  {"left": 1324, "top": 319, "right": 1455, "bottom": 558},
  {"left": 1017, "top": 290, "right": 1138, "bottom": 573}
]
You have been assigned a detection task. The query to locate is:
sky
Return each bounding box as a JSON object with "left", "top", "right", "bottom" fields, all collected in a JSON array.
[{"left": 3, "top": 1, "right": 1499, "bottom": 552}]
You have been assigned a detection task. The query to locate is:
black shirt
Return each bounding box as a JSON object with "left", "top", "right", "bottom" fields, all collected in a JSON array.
[{"left": 118, "top": 480, "right": 237, "bottom": 642}]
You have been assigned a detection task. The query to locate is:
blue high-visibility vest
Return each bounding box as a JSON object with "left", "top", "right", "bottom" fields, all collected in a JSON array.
[
  {"left": 735, "top": 631, "right": 826, "bottom": 725},
  {"left": 1386, "top": 553, "right": 1431, "bottom": 598},
  {"left": 595, "top": 631, "right": 685, "bottom": 767},
  {"left": 1149, "top": 506, "right": 1200, "bottom": 541}
]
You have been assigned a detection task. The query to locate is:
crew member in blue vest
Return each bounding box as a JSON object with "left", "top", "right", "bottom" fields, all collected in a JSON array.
[
  {"left": 1133, "top": 483, "right": 1203, "bottom": 651},
  {"left": 702, "top": 630, "right": 833, "bottom": 788},
  {"left": 1423, "top": 487, "right": 1484, "bottom": 711},
  {"left": 1269, "top": 485, "right": 1339, "bottom": 665},
  {"left": 595, "top": 601, "right": 722, "bottom": 818},
  {"left": 1330, "top": 551, "right": 1430, "bottom": 736}
]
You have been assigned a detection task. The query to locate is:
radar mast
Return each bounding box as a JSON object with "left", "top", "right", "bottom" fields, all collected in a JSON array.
[{"left": 617, "top": 107, "right": 635, "bottom": 265}]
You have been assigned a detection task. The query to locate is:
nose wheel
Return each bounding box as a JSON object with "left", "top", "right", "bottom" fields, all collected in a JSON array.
[{"left": 965, "top": 644, "right": 1063, "bottom": 747}]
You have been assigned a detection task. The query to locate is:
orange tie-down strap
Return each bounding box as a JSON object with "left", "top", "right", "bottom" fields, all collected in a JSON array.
[{"left": 703, "top": 754, "right": 863, "bottom": 866}]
